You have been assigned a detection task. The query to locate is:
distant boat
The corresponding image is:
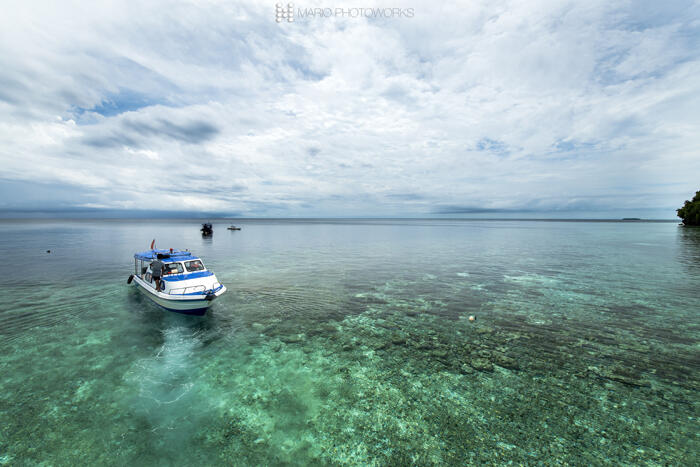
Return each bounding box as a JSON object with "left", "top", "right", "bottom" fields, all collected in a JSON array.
[
  {"left": 227, "top": 225, "right": 241, "bottom": 231},
  {"left": 622, "top": 218, "right": 642, "bottom": 221},
  {"left": 201, "top": 223, "right": 213, "bottom": 236}
]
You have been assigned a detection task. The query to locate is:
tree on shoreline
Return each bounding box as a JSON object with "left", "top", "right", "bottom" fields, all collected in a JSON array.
[{"left": 677, "top": 191, "right": 700, "bottom": 226}]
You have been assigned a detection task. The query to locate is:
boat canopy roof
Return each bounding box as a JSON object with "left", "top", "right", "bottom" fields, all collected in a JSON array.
[{"left": 134, "top": 249, "right": 201, "bottom": 263}]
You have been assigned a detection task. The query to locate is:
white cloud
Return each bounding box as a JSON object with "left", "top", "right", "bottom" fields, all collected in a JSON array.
[{"left": 0, "top": 0, "right": 698, "bottom": 217}]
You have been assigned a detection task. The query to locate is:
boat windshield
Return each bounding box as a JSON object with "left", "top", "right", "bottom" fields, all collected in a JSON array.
[
  {"left": 184, "top": 260, "right": 205, "bottom": 272},
  {"left": 164, "top": 263, "right": 184, "bottom": 275}
]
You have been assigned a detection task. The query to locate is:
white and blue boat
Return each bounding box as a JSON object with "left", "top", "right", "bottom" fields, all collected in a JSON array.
[{"left": 128, "top": 248, "right": 226, "bottom": 315}]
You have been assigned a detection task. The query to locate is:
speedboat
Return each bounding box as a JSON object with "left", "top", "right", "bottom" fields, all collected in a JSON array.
[
  {"left": 227, "top": 225, "right": 241, "bottom": 230},
  {"left": 128, "top": 248, "right": 226, "bottom": 315}
]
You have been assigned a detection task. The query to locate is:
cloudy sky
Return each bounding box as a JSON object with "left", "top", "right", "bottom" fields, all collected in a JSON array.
[{"left": 0, "top": 0, "right": 698, "bottom": 218}]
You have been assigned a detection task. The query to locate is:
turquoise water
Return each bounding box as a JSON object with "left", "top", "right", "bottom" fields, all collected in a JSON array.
[{"left": 0, "top": 219, "right": 698, "bottom": 465}]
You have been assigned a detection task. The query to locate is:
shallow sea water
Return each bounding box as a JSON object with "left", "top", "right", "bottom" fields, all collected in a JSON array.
[{"left": 0, "top": 219, "right": 698, "bottom": 465}]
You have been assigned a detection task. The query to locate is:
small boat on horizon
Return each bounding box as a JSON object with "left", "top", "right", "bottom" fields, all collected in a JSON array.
[
  {"left": 227, "top": 225, "right": 241, "bottom": 230},
  {"left": 201, "top": 223, "right": 213, "bottom": 236},
  {"left": 128, "top": 247, "right": 226, "bottom": 315}
]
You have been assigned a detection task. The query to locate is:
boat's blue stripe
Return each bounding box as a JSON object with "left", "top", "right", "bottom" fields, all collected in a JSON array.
[
  {"left": 162, "top": 271, "right": 214, "bottom": 282},
  {"left": 150, "top": 300, "right": 209, "bottom": 316},
  {"left": 161, "top": 256, "right": 202, "bottom": 264}
]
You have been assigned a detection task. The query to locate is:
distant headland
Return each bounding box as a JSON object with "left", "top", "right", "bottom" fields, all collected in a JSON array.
[{"left": 677, "top": 191, "right": 700, "bottom": 226}]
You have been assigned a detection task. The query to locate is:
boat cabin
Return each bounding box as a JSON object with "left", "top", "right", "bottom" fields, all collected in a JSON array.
[{"left": 133, "top": 249, "right": 221, "bottom": 295}]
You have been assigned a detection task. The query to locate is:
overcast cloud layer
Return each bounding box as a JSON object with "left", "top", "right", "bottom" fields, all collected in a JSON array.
[{"left": 1, "top": 0, "right": 699, "bottom": 218}]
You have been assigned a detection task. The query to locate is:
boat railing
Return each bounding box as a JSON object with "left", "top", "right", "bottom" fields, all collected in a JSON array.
[{"left": 169, "top": 285, "right": 206, "bottom": 295}]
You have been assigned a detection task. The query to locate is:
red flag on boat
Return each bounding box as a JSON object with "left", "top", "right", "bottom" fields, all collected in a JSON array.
[{"left": 150, "top": 239, "right": 156, "bottom": 250}]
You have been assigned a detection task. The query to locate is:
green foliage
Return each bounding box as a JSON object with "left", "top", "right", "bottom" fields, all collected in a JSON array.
[{"left": 677, "top": 190, "right": 700, "bottom": 226}]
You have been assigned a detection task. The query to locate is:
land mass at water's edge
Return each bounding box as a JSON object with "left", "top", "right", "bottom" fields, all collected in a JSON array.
[{"left": 677, "top": 190, "right": 700, "bottom": 226}]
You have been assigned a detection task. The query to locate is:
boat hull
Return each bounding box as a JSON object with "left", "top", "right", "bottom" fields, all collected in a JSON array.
[{"left": 132, "top": 276, "right": 225, "bottom": 315}]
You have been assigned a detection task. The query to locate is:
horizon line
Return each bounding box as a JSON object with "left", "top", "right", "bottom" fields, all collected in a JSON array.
[{"left": 0, "top": 216, "right": 679, "bottom": 222}]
